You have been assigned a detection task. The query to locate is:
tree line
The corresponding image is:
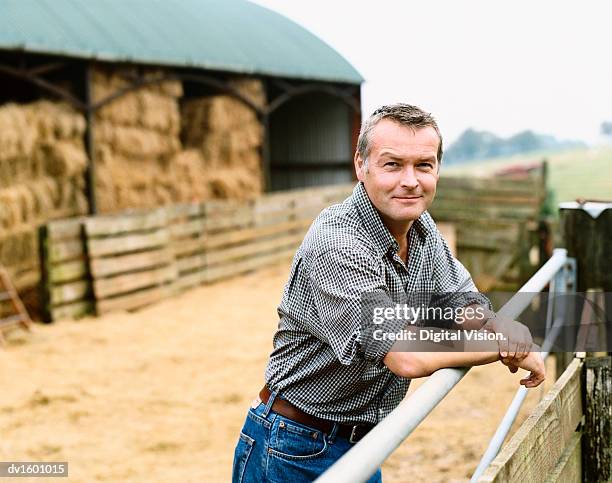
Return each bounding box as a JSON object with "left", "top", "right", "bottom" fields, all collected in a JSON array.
[{"left": 444, "top": 128, "right": 586, "bottom": 165}]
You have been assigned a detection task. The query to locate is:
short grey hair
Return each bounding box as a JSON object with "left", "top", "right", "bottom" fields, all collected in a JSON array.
[{"left": 357, "top": 103, "right": 443, "bottom": 166}]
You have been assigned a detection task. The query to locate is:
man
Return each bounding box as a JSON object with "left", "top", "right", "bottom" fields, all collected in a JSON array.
[{"left": 232, "top": 104, "right": 545, "bottom": 483}]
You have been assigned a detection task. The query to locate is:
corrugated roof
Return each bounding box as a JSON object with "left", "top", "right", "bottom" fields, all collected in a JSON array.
[{"left": 0, "top": 0, "right": 363, "bottom": 84}]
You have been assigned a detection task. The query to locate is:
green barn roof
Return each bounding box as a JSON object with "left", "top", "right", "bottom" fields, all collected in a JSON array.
[{"left": 0, "top": 0, "right": 363, "bottom": 84}]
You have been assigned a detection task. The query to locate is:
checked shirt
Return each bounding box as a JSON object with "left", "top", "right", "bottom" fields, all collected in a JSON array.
[{"left": 265, "top": 182, "right": 489, "bottom": 424}]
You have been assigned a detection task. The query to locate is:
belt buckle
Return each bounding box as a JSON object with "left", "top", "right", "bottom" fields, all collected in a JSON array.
[{"left": 349, "top": 425, "right": 361, "bottom": 444}]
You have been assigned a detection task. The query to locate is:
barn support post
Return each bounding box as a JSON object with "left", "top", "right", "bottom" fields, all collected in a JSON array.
[
  {"left": 582, "top": 356, "right": 611, "bottom": 482},
  {"left": 84, "top": 64, "right": 97, "bottom": 215},
  {"left": 261, "top": 110, "right": 272, "bottom": 192}
]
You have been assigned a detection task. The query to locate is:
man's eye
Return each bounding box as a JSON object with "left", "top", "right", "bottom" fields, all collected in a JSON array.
[
  {"left": 418, "top": 163, "right": 434, "bottom": 169},
  {"left": 384, "top": 161, "right": 399, "bottom": 167}
]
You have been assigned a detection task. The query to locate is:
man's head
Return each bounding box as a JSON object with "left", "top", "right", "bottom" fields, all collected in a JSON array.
[{"left": 354, "top": 103, "right": 442, "bottom": 230}]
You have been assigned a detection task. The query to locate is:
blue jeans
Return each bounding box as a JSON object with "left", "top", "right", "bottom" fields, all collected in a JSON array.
[{"left": 232, "top": 390, "right": 382, "bottom": 483}]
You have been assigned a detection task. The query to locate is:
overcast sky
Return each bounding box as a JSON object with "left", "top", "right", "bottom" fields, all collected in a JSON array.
[{"left": 253, "top": 0, "right": 612, "bottom": 145}]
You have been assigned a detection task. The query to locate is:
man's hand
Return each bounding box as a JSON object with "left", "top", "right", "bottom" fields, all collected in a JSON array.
[
  {"left": 485, "top": 315, "right": 533, "bottom": 369},
  {"left": 510, "top": 350, "right": 545, "bottom": 387}
]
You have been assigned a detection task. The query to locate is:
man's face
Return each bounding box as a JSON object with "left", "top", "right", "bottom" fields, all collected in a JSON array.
[{"left": 354, "top": 119, "right": 440, "bottom": 228}]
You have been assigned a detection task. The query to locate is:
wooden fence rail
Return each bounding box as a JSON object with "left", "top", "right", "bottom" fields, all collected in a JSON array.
[
  {"left": 477, "top": 355, "right": 611, "bottom": 483},
  {"left": 478, "top": 358, "right": 583, "bottom": 483}
]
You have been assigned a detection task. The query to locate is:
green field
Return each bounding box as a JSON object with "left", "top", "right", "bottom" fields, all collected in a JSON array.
[{"left": 442, "top": 145, "right": 612, "bottom": 204}]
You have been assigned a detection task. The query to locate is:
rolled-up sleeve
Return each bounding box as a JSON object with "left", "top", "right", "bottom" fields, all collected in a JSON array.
[{"left": 308, "top": 247, "right": 407, "bottom": 365}]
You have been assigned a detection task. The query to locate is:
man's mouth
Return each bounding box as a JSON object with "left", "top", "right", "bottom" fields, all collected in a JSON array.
[{"left": 392, "top": 195, "right": 423, "bottom": 205}]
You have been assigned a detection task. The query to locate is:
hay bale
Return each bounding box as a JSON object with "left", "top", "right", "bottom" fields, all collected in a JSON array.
[
  {"left": 0, "top": 188, "right": 23, "bottom": 228},
  {"left": 102, "top": 124, "right": 181, "bottom": 159},
  {"left": 0, "top": 103, "right": 37, "bottom": 161},
  {"left": 240, "top": 121, "right": 263, "bottom": 150},
  {"left": 93, "top": 120, "right": 116, "bottom": 147},
  {"left": 181, "top": 94, "right": 262, "bottom": 182},
  {"left": 25, "top": 154, "right": 43, "bottom": 180},
  {"left": 96, "top": 92, "right": 140, "bottom": 126},
  {"left": 16, "top": 185, "right": 36, "bottom": 224},
  {"left": 212, "top": 96, "right": 258, "bottom": 130},
  {"left": 182, "top": 96, "right": 258, "bottom": 140},
  {"left": 159, "top": 80, "right": 183, "bottom": 98},
  {"left": 198, "top": 131, "right": 236, "bottom": 165},
  {"left": 31, "top": 101, "right": 86, "bottom": 140},
  {"left": 197, "top": 129, "right": 262, "bottom": 168},
  {"left": 42, "top": 177, "right": 61, "bottom": 209},
  {"left": 139, "top": 91, "right": 181, "bottom": 133},
  {"left": 205, "top": 167, "right": 262, "bottom": 200},
  {"left": 94, "top": 143, "right": 114, "bottom": 166},
  {"left": 0, "top": 200, "right": 16, "bottom": 232},
  {"left": 165, "top": 149, "right": 209, "bottom": 202},
  {"left": 95, "top": 165, "right": 114, "bottom": 189},
  {"left": 153, "top": 184, "right": 173, "bottom": 205},
  {"left": 241, "top": 149, "right": 261, "bottom": 173},
  {"left": 96, "top": 153, "right": 167, "bottom": 211},
  {"left": 0, "top": 158, "right": 18, "bottom": 186},
  {"left": 28, "top": 180, "right": 55, "bottom": 217},
  {"left": 37, "top": 140, "right": 87, "bottom": 178},
  {"left": 0, "top": 230, "right": 38, "bottom": 272},
  {"left": 56, "top": 177, "right": 88, "bottom": 216}
]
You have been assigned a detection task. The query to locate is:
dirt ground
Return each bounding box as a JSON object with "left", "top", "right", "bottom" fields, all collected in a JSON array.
[{"left": 0, "top": 262, "right": 555, "bottom": 483}]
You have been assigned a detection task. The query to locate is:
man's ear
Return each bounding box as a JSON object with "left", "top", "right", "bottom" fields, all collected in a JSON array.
[{"left": 354, "top": 152, "right": 365, "bottom": 182}]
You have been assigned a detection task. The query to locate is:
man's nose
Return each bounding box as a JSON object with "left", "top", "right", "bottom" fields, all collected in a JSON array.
[{"left": 399, "top": 166, "right": 419, "bottom": 190}]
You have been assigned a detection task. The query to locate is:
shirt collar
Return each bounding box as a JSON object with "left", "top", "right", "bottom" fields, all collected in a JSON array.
[{"left": 351, "top": 182, "right": 432, "bottom": 256}]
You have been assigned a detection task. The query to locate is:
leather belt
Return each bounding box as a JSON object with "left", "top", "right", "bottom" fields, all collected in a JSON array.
[{"left": 259, "top": 386, "right": 374, "bottom": 443}]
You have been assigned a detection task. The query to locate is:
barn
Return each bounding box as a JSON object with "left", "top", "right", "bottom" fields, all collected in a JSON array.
[{"left": 0, "top": 0, "right": 362, "bottom": 295}]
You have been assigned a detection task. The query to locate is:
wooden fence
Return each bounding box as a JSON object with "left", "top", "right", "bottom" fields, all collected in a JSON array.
[
  {"left": 40, "top": 217, "right": 92, "bottom": 321},
  {"left": 477, "top": 355, "right": 611, "bottom": 482},
  {"left": 430, "top": 170, "right": 546, "bottom": 291},
  {"left": 85, "top": 208, "right": 177, "bottom": 315},
  {"left": 41, "top": 184, "right": 353, "bottom": 321},
  {"left": 40, "top": 173, "right": 546, "bottom": 321}
]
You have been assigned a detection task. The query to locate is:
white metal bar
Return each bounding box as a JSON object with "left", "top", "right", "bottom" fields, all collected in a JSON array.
[
  {"left": 316, "top": 249, "right": 569, "bottom": 483},
  {"left": 315, "top": 367, "right": 469, "bottom": 483}
]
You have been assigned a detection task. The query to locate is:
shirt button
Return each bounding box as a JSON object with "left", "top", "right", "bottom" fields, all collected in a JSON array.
[{"left": 279, "top": 421, "right": 285, "bottom": 428}]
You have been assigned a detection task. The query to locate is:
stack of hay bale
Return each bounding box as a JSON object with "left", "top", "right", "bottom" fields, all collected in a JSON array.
[
  {"left": 0, "top": 100, "right": 89, "bottom": 288},
  {"left": 92, "top": 67, "right": 184, "bottom": 212},
  {"left": 179, "top": 78, "right": 265, "bottom": 200},
  {"left": 92, "top": 68, "right": 265, "bottom": 208},
  {"left": 0, "top": 70, "right": 267, "bottom": 293}
]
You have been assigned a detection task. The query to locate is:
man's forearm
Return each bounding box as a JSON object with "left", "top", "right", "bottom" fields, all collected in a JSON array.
[{"left": 384, "top": 343, "right": 500, "bottom": 379}]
